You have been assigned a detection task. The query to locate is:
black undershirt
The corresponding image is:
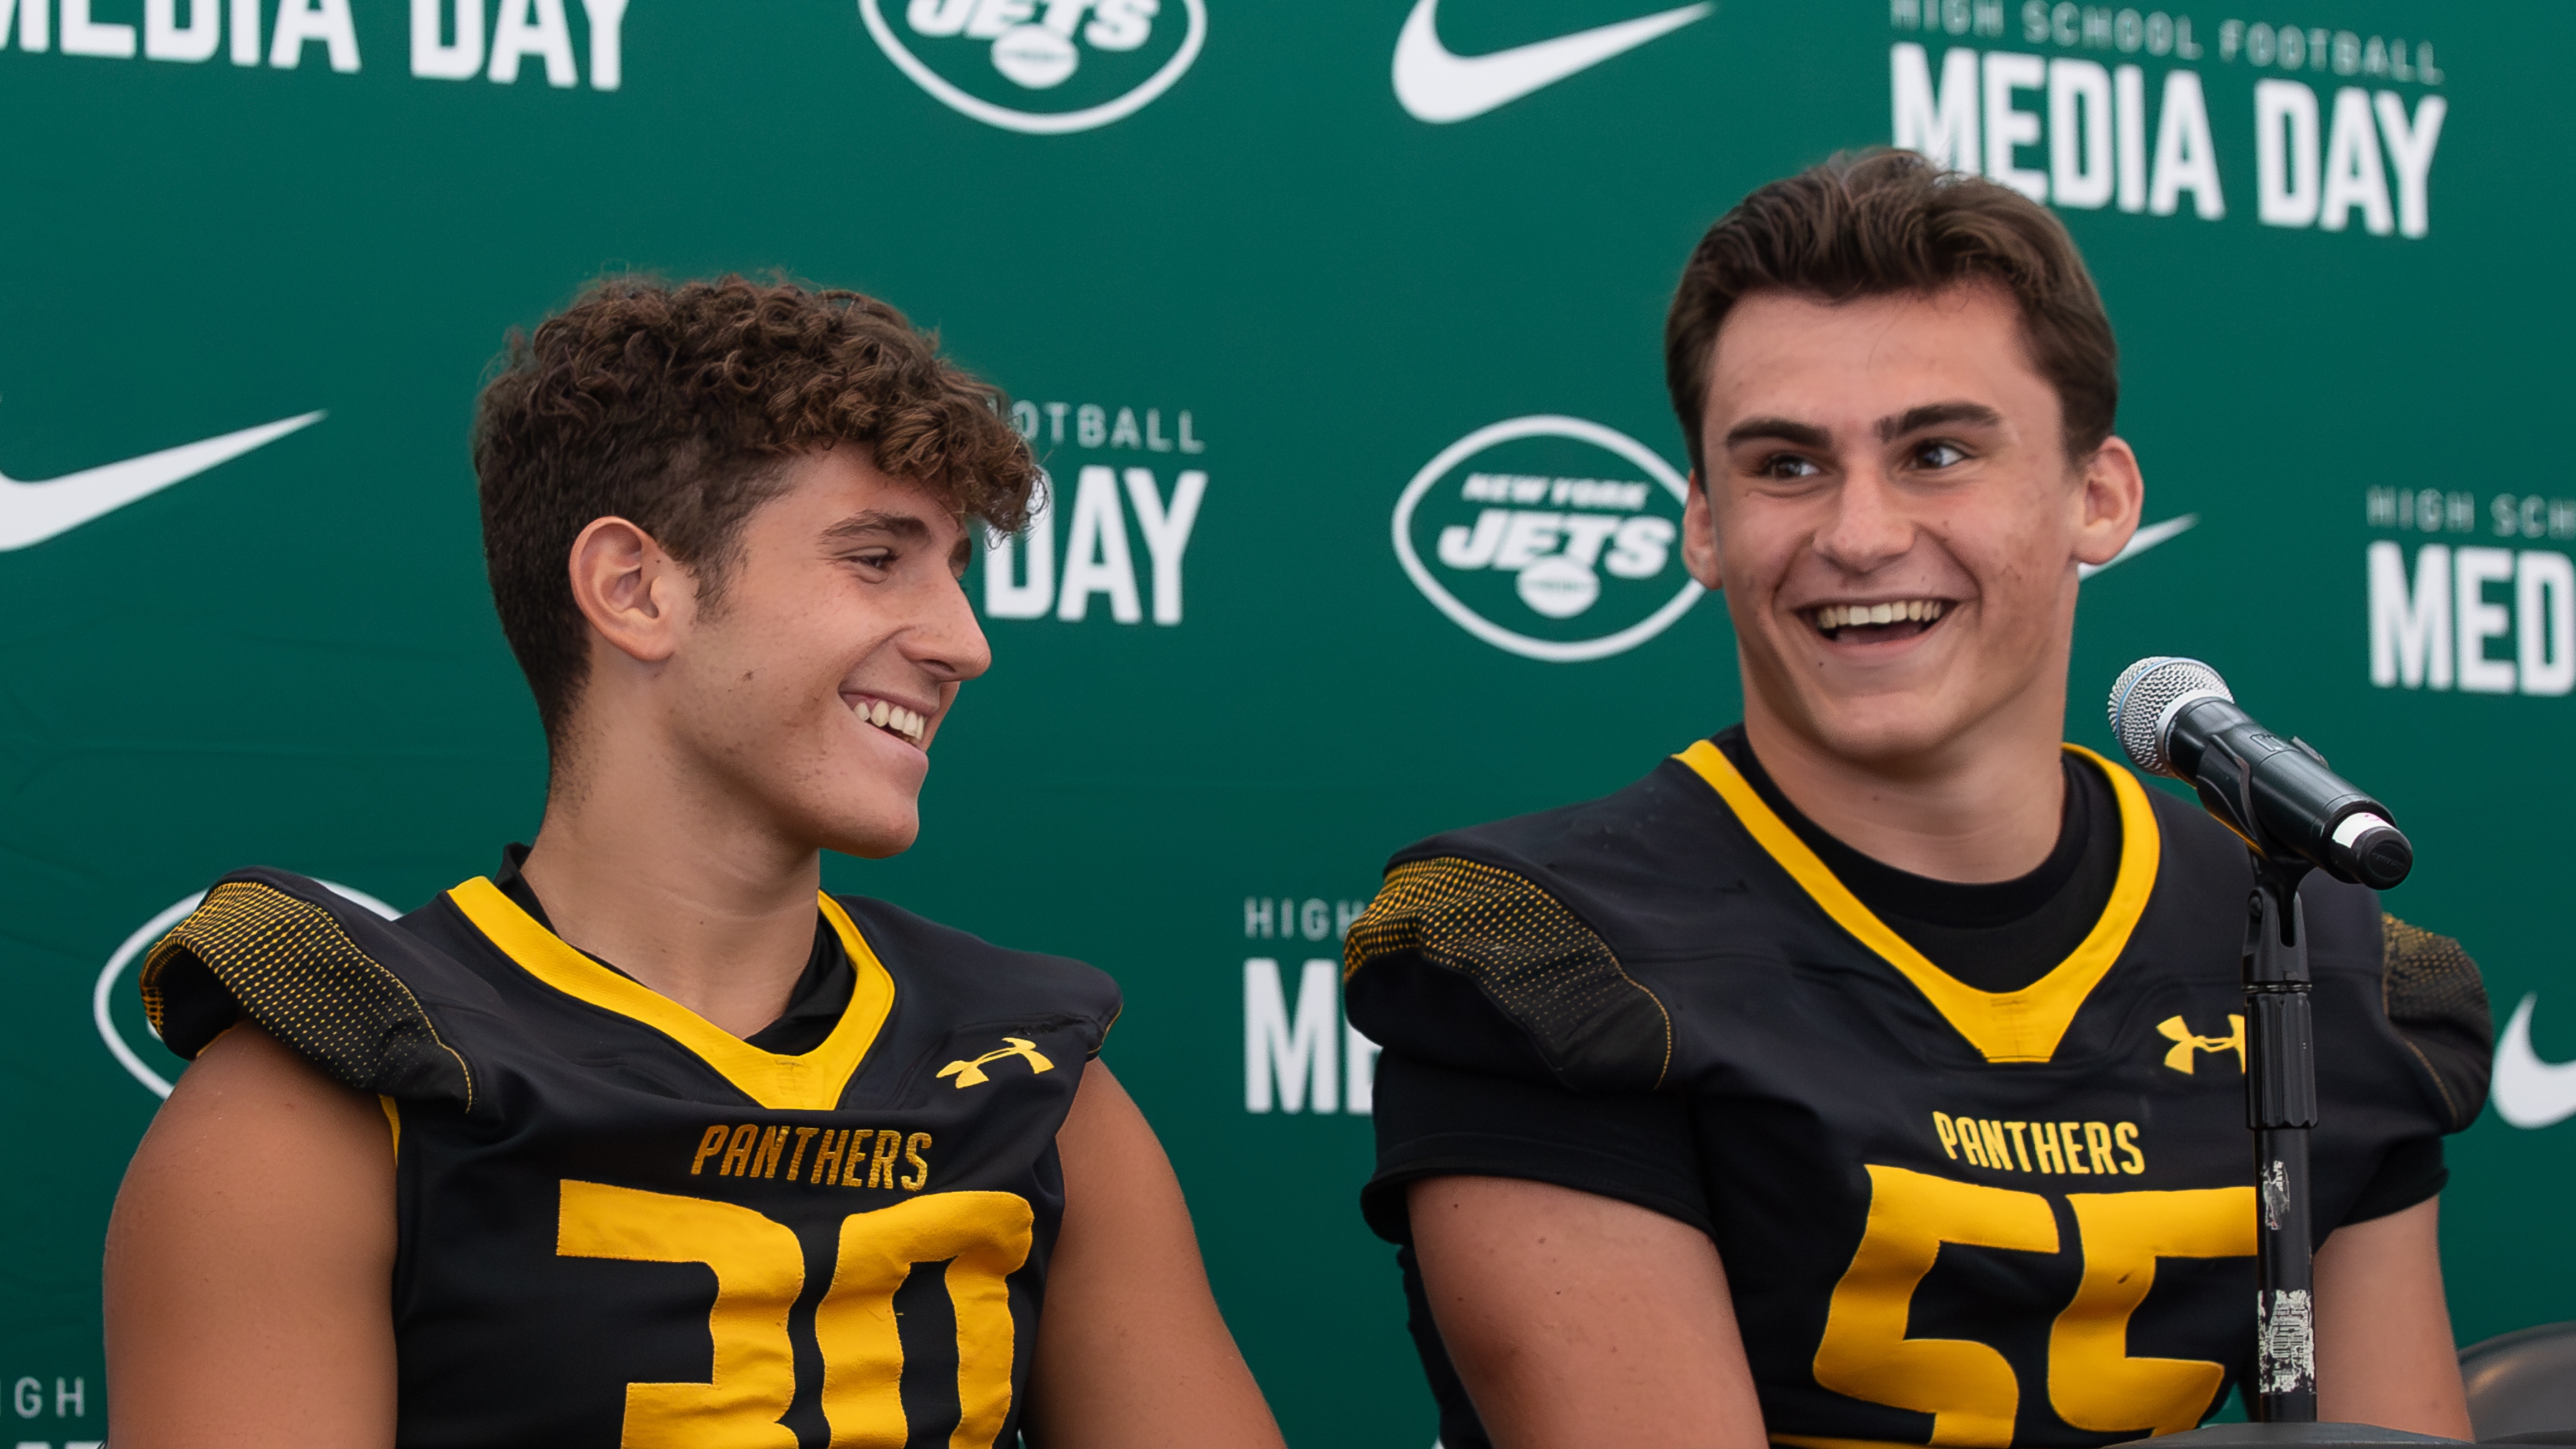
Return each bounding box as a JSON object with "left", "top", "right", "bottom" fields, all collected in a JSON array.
[
  {"left": 491, "top": 844, "right": 853, "bottom": 1055},
  {"left": 1715, "top": 726, "right": 2120, "bottom": 994}
]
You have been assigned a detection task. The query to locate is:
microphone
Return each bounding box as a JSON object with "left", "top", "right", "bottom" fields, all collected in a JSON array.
[{"left": 2108, "top": 657, "right": 2413, "bottom": 890}]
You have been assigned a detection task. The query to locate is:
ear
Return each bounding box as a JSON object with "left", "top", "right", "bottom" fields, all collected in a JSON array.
[
  {"left": 567, "top": 516, "right": 693, "bottom": 665},
  {"left": 1682, "top": 471, "right": 1726, "bottom": 592},
  {"left": 2072, "top": 436, "right": 2146, "bottom": 568}
]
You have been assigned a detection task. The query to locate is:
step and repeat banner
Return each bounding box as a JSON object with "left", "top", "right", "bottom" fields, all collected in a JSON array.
[{"left": 1, "top": 1, "right": 2566, "bottom": 1443}]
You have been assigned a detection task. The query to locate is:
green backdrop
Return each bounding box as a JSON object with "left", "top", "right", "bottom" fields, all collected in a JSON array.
[{"left": 1, "top": 1, "right": 2564, "bottom": 1443}]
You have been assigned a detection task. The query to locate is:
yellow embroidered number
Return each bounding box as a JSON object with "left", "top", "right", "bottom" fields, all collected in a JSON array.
[
  {"left": 2049, "top": 1188, "right": 2257, "bottom": 1435},
  {"left": 1815, "top": 1165, "right": 2061, "bottom": 1447},
  {"left": 1813, "top": 1168, "right": 2255, "bottom": 1446},
  {"left": 556, "top": 1180, "right": 805, "bottom": 1449},
  {"left": 815, "top": 1191, "right": 1036, "bottom": 1449},
  {"left": 556, "top": 1181, "right": 1035, "bottom": 1449}
]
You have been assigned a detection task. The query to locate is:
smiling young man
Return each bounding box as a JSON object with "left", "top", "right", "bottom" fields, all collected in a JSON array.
[
  {"left": 103, "top": 278, "right": 1284, "bottom": 1449},
  {"left": 1345, "top": 153, "right": 2491, "bottom": 1448}
]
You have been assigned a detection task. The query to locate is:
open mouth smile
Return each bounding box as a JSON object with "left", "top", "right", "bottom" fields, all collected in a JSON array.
[
  {"left": 847, "top": 694, "right": 928, "bottom": 748},
  {"left": 1807, "top": 598, "right": 1949, "bottom": 644}
]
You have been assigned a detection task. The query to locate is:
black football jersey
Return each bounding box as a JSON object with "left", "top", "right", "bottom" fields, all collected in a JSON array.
[
  {"left": 1345, "top": 739, "right": 2491, "bottom": 1449},
  {"left": 142, "top": 866, "right": 1121, "bottom": 1449}
]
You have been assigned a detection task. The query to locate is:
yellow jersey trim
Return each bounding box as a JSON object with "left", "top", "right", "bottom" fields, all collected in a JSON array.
[
  {"left": 446, "top": 876, "right": 897, "bottom": 1111},
  {"left": 1672, "top": 739, "right": 2161, "bottom": 1064}
]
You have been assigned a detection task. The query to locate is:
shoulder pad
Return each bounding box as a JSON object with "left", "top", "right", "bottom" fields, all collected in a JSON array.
[
  {"left": 2380, "top": 913, "right": 2492, "bottom": 1132},
  {"left": 1343, "top": 855, "right": 1671, "bottom": 1092},
  {"left": 142, "top": 870, "right": 476, "bottom": 1109},
  {"left": 827, "top": 895, "right": 1124, "bottom": 1054}
]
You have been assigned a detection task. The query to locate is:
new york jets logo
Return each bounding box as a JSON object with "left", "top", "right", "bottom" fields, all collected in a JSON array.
[
  {"left": 1393, "top": 415, "right": 1702, "bottom": 663},
  {"left": 858, "top": 0, "right": 1206, "bottom": 135}
]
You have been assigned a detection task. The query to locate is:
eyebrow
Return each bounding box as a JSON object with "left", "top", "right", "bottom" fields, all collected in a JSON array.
[
  {"left": 819, "top": 509, "right": 933, "bottom": 545},
  {"left": 1724, "top": 400, "right": 2009, "bottom": 454},
  {"left": 1877, "top": 401, "right": 2004, "bottom": 441},
  {"left": 1724, "top": 416, "right": 1834, "bottom": 451}
]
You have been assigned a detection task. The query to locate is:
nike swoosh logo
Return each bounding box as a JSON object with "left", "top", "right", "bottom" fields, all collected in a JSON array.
[
  {"left": 2077, "top": 512, "right": 2197, "bottom": 580},
  {"left": 2494, "top": 993, "right": 2576, "bottom": 1129},
  {"left": 1393, "top": 0, "right": 1714, "bottom": 125},
  {"left": 0, "top": 410, "right": 326, "bottom": 552}
]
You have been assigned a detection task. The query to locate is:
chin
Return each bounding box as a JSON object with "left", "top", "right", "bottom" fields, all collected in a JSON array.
[
  {"left": 830, "top": 819, "right": 921, "bottom": 860},
  {"left": 1803, "top": 697, "right": 1974, "bottom": 766},
  {"left": 808, "top": 794, "right": 923, "bottom": 860}
]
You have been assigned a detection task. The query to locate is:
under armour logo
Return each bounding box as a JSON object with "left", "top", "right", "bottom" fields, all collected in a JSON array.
[
  {"left": 936, "top": 1036, "right": 1056, "bottom": 1089},
  {"left": 2156, "top": 1014, "right": 2246, "bottom": 1075}
]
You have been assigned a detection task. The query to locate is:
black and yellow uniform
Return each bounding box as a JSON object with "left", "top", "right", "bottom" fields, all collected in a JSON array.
[
  {"left": 1346, "top": 729, "right": 2490, "bottom": 1449},
  {"left": 143, "top": 853, "right": 1120, "bottom": 1449}
]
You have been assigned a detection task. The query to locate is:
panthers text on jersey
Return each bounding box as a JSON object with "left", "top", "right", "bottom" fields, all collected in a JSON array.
[
  {"left": 1346, "top": 738, "right": 2489, "bottom": 1449},
  {"left": 143, "top": 865, "right": 1120, "bottom": 1449}
]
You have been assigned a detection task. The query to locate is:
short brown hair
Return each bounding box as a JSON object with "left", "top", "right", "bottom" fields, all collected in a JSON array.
[
  {"left": 474, "top": 275, "right": 1038, "bottom": 743},
  {"left": 1663, "top": 149, "right": 2118, "bottom": 478}
]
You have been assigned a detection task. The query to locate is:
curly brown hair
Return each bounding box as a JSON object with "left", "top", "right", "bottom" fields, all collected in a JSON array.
[
  {"left": 1665, "top": 149, "right": 2118, "bottom": 478},
  {"left": 473, "top": 275, "right": 1039, "bottom": 744}
]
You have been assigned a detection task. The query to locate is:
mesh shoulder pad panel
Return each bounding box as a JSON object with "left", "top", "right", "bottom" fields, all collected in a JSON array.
[
  {"left": 142, "top": 880, "right": 476, "bottom": 1109},
  {"left": 1345, "top": 856, "right": 1672, "bottom": 1091},
  {"left": 2380, "top": 913, "right": 2491, "bottom": 1132}
]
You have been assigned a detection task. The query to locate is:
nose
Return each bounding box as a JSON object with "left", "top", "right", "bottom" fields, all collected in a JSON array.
[
  {"left": 907, "top": 568, "right": 994, "bottom": 685},
  {"left": 1812, "top": 465, "right": 1917, "bottom": 576}
]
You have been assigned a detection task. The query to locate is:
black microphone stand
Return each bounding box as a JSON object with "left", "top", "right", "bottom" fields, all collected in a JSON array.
[
  {"left": 2110, "top": 659, "right": 2470, "bottom": 1443},
  {"left": 2153, "top": 849, "right": 2466, "bottom": 1446},
  {"left": 2244, "top": 851, "right": 2320, "bottom": 1424}
]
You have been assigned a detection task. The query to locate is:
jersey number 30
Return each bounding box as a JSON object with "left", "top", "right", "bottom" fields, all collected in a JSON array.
[
  {"left": 557, "top": 1178, "right": 1034, "bottom": 1448},
  {"left": 1812, "top": 1165, "right": 2256, "bottom": 1446}
]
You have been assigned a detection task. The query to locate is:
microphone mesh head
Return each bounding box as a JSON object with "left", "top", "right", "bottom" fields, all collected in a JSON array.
[{"left": 2108, "top": 657, "right": 2231, "bottom": 776}]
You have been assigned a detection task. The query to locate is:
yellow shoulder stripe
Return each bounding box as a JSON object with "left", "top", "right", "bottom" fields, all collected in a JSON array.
[
  {"left": 1671, "top": 739, "right": 2160, "bottom": 1064},
  {"left": 447, "top": 877, "right": 897, "bottom": 1111}
]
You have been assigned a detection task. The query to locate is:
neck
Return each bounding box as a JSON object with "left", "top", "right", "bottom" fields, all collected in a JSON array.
[
  {"left": 518, "top": 726, "right": 822, "bottom": 1040},
  {"left": 1741, "top": 693, "right": 2068, "bottom": 885}
]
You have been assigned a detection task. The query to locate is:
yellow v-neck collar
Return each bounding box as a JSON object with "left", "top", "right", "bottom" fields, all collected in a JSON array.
[
  {"left": 447, "top": 875, "right": 897, "bottom": 1110},
  {"left": 1673, "top": 738, "right": 2161, "bottom": 1064}
]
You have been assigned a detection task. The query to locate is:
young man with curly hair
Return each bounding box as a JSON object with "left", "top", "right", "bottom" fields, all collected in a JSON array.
[
  {"left": 1346, "top": 154, "right": 2490, "bottom": 1448},
  {"left": 104, "top": 278, "right": 1284, "bottom": 1449}
]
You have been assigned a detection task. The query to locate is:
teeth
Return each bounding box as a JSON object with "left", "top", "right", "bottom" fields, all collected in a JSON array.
[
  {"left": 1815, "top": 600, "right": 1946, "bottom": 632},
  {"left": 853, "top": 698, "right": 927, "bottom": 743}
]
